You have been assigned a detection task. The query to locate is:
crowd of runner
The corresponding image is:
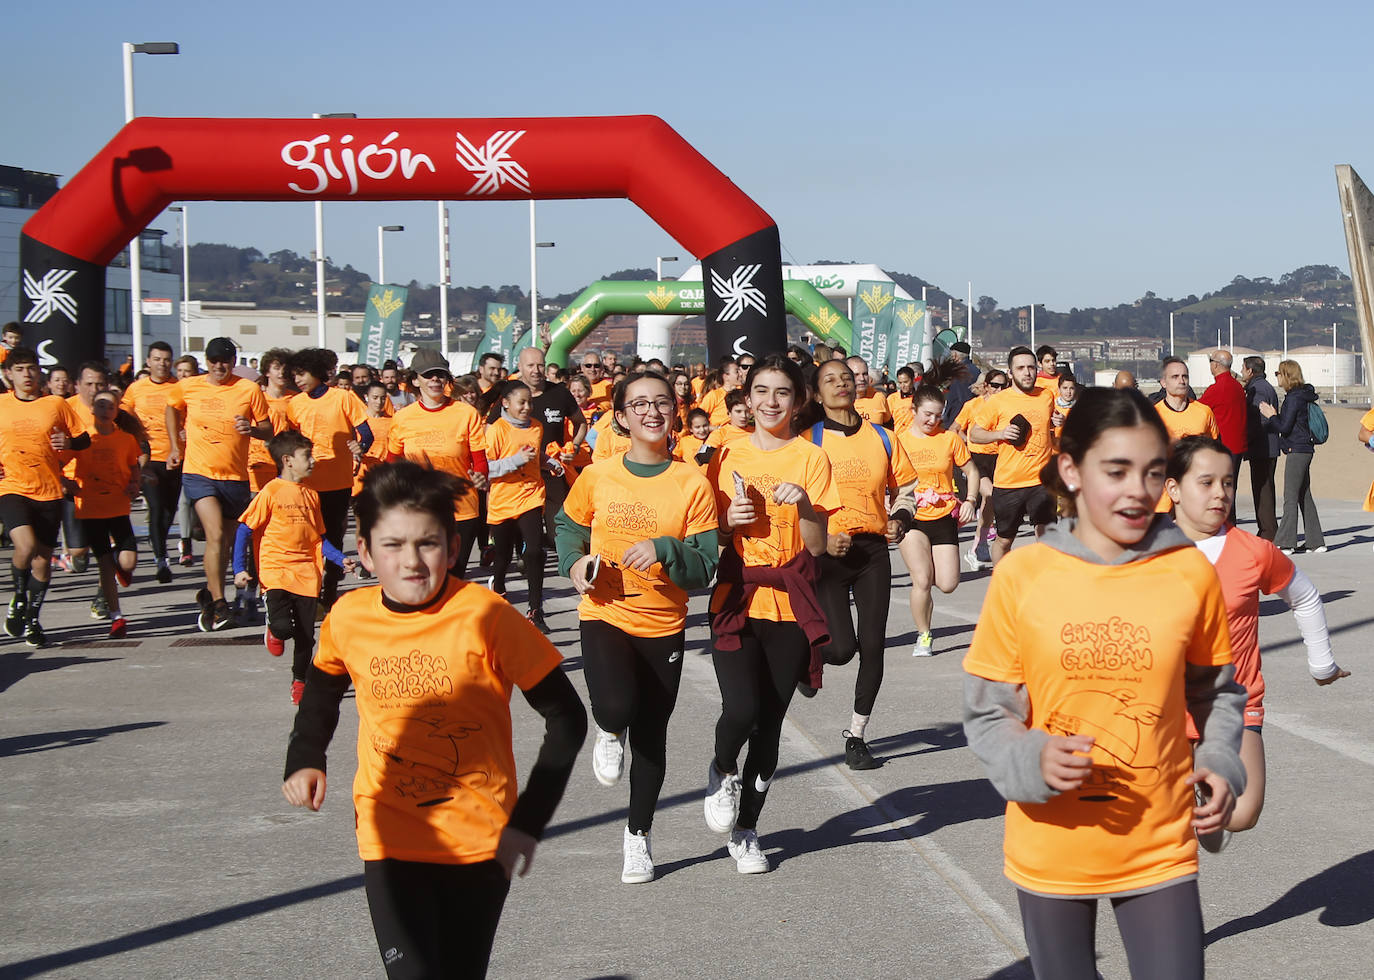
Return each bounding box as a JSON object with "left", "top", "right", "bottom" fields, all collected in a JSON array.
[{"left": 0, "top": 320, "right": 1353, "bottom": 979}]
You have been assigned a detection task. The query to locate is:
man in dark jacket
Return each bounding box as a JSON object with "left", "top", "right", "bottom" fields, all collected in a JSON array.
[
  {"left": 1199, "top": 349, "right": 1248, "bottom": 523},
  {"left": 1241, "top": 356, "right": 1279, "bottom": 539}
]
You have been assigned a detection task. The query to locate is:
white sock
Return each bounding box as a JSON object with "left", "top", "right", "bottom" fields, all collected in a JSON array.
[{"left": 850, "top": 713, "right": 869, "bottom": 739}]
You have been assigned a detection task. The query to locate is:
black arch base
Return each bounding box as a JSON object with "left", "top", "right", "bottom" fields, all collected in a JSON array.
[
  {"left": 701, "top": 225, "right": 787, "bottom": 363},
  {"left": 17, "top": 235, "right": 106, "bottom": 369}
]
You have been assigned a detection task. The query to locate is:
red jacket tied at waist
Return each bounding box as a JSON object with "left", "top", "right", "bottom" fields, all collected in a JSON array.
[{"left": 711, "top": 547, "right": 831, "bottom": 689}]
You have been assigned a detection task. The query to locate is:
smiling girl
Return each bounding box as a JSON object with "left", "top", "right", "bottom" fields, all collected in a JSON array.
[{"left": 486, "top": 380, "right": 552, "bottom": 631}]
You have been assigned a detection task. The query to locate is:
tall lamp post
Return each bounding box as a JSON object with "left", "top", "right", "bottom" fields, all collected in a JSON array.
[
  {"left": 528, "top": 202, "right": 555, "bottom": 349},
  {"left": 377, "top": 225, "right": 404, "bottom": 287},
  {"left": 656, "top": 255, "right": 680, "bottom": 281},
  {"left": 123, "top": 40, "right": 179, "bottom": 370},
  {"left": 312, "top": 112, "right": 357, "bottom": 346},
  {"left": 438, "top": 203, "right": 451, "bottom": 359},
  {"left": 168, "top": 205, "right": 189, "bottom": 353}
]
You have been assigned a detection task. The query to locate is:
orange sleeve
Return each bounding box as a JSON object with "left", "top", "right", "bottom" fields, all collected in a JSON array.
[
  {"left": 239, "top": 487, "right": 272, "bottom": 532},
  {"left": 889, "top": 433, "right": 918, "bottom": 487},
  {"left": 964, "top": 552, "right": 1027, "bottom": 683},
  {"left": 1185, "top": 559, "right": 1233, "bottom": 667}
]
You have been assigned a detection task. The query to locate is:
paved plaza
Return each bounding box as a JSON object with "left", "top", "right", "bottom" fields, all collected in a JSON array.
[{"left": 3, "top": 501, "right": 1373, "bottom": 979}]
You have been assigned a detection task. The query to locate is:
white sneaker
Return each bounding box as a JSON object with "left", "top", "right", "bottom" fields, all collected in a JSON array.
[
  {"left": 727, "top": 828, "right": 770, "bottom": 874},
  {"left": 621, "top": 827, "right": 654, "bottom": 884},
  {"left": 1311, "top": 546, "right": 1328, "bottom": 554},
  {"left": 704, "top": 763, "right": 741, "bottom": 833},
  {"left": 912, "top": 631, "right": 935, "bottom": 657},
  {"left": 962, "top": 550, "right": 982, "bottom": 573},
  {"left": 592, "top": 728, "right": 626, "bottom": 787}
]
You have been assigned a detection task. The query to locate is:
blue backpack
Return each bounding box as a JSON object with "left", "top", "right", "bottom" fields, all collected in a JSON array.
[
  {"left": 810, "top": 420, "right": 892, "bottom": 458},
  {"left": 1307, "top": 401, "right": 1329, "bottom": 445}
]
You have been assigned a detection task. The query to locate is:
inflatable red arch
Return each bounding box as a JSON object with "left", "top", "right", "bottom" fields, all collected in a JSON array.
[{"left": 19, "top": 115, "right": 786, "bottom": 368}]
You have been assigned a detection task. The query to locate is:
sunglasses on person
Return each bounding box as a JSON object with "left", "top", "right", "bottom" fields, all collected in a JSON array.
[
  {"left": 988, "top": 380, "right": 1009, "bottom": 389},
  {"left": 420, "top": 369, "right": 451, "bottom": 381}
]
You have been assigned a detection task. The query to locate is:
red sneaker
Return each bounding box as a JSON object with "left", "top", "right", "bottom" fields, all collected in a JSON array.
[
  {"left": 109, "top": 616, "right": 128, "bottom": 639},
  {"left": 290, "top": 680, "right": 305, "bottom": 705},
  {"left": 264, "top": 627, "right": 285, "bottom": 657},
  {"left": 115, "top": 566, "right": 133, "bottom": 588},
  {"left": 178, "top": 552, "right": 195, "bottom": 567}
]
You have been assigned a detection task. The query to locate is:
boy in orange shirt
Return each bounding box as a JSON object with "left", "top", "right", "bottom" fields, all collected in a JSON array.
[
  {"left": 70, "top": 392, "right": 142, "bottom": 639},
  {"left": 700, "top": 389, "right": 754, "bottom": 462},
  {"left": 233, "top": 431, "right": 354, "bottom": 705},
  {"left": 281, "top": 461, "right": 585, "bottom": 978}
]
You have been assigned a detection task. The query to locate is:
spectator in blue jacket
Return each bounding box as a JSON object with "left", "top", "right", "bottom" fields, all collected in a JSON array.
[{"left": 1242, "top": 356, "right": 1280, "bottom": 540}]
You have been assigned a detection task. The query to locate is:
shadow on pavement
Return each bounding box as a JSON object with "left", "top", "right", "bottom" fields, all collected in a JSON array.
[
  {"left": 0, "top": 650, "right": 120, "bottom": 695},
  {"left": 0, "top": 874, "right": 363, "bottom": 979},
  {"left": 0, "top": 721, "right": 165, "bottom": 758},
  {"left": 982, "top": 959, "right": 1037, "bottom": 979},
  {"left": 1205, "top": 849, "right": 1374, "bottom": 946},
  {"left": 1259, "top": 589, "right": 1355, "bottom": 617}
]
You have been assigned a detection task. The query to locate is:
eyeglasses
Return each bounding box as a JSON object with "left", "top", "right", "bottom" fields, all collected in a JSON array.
[{"left": 625, "top": 398, "right": 674, "bottom": 416}]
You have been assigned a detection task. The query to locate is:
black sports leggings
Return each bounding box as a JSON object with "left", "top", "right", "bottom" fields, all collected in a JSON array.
[
  {"left": 317, "top": 487, "right": 351, "bottom": 610},
  {"left": 490, "top": 507, "right": 544, "bottom": 611},
  {"left": 711, "top": 617, "right": 809, "bottom": 831},
  {"left": 452, "top": 516, "right": 480, "bottom": 580},
  {"left": 1016, "top": 878, "right": 1204, "bottom": 980},
  {"left": 140, "top": 460, "right": 182, "bottom": 562},
  {"left": 363, "top": 857, "right": 510, "bottom": 980},
  {"left": 580, "top": 619, "right": 685, "bottom": 835},
  {"left": 816, "top": 532, "right": 892, "bottom": 716},
  {"left": 266, "top": 588, "right": 318, "bottom": 681}
]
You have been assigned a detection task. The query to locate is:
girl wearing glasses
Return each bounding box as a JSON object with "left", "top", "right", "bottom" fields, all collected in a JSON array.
[{"left": 556, "top": 373, "right": 720, "bottom": 884}]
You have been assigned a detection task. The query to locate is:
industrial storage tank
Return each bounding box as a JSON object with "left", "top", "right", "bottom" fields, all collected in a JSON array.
[
  {"left": 1277, "top": 346, "right": 1361, "bottom": 389},
  {"left": 1186, "top": 347, "right": 1263, "bottom": 391}
]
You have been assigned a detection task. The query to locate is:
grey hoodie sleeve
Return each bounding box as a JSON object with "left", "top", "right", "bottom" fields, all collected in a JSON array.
[
  {"left": 1186, "top": 662, "right": 1248, "bottom": 797},
  {"left": 963, "top": 674, "right": 1054, "bottom": 804}
]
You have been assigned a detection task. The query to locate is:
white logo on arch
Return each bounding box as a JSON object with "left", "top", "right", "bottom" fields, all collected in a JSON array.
[
  {"left": 23, "top": 269, "right": 78, "bottom": 324},
  {"left": 455, "top": 130, "right": 529, "bottom": 196},
  {"left": 710, "top": 264, "right": 766, "bottom": 321}
]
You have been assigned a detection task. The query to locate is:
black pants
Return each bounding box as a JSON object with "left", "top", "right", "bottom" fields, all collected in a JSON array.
[
  {"left": 490, "top": 507, "right": 544, "bottom": 612},
  {"left": 1016, "top": 878, "right": 1204, "bottom": 980},
  {"left": 452, "top": 516, "right": 480, "bottom": 580},
  {"left": 581, "top": 619, "right": 685, "bottom": 834},
  {"left": 1248, "top": 454, "right": 1278, "bottom": 540},
  {"left": 711, "top": 617, "right": 809, "bottom": 830},
  {"left": 140, "top": 460, "right": 182, "bottom": 562},
  {"left": 363, "top": 857, "right": 510, "bottom": 980},
  {"left": 266, "top": 589, "right": 317, "bottom": 681},
  {"left": 318, "top": 488, "right": 351, "bottom": 610},
  {"left": 542, "top": 471, "right": 569, "bottom": 547},
  {"left": 816, "top": 533, "right": 891, "bottom": 717}
]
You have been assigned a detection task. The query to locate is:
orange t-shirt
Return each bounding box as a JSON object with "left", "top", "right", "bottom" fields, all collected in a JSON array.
[
  {"left": 588, "top": 378, "right": 614, "bottom": 414},
  {"left": 72, "top": 428, "right": 141, "bottom": 519},
  {"left": 1154, "top": 399, "right": 1219, "bottom": 511},
  {"left": 313, "top": 578, "right": 563, "bottom": 864},
  {"left": 888, "top": 392, "right": 915, "bottom": 433},
  {"left": 896, "top": 428, "right": 971, "bottom": 521},
  {"left": 352, "top": 415, "right": 393, "bottom": 496},
  {"left": 562, "top": 457, "right": 718, "bottom": 637},
  {"left": 0, "top": 393, "right": 87, "bottom": 501},
  {"left": 704, "top": 423, "right": 754, "bottom": 451},
  {"left": 854, "top": 391, "right": 892, "bottom": 426},
  {"left": 165, "top": 375, "right": 270, "bottom": 481},
  {"left": 249, "top": 391, "right": 296, "bottom": 493},
  {"left": 973, "top": 385, "right": 1056, "bottom": 489},
  {"left": 691, "top": 375, "right": 706, "bottom": 398},
  {"left": 121, "top": 376, "right": 178, "bottom": 462},
  {"left": 287, "top": 387, "right": 369, "bottom": 494},
  {"left": 387, "top": 399, "right": 486, "bottom": 522},
  {"left": 677, "top": 432, "right": 708, "bottom": 468},
  {"left": 812, "top": 422, "right": 918, "bottom": 535},
  {"left": 591, "top": 413, "right": 630, "bottom": 463},
  {"left": 238, "top": 478, "right": 328, "bottom": 597},
  {"left": 486, "top": 418, "right": 545, "bottom": 523},
  {"left": 964, "top": 542, "right": 1233, "bottom": 897},
  {"left": 707, "top": 437, "right": 841, "bottom": 622},
  {"left": 955, "top": 398, "right": 997, "bottom": 456},
  {"left": 699, "top": 387, "right": 730, "bottom": 427},
  {"left": 60, "top": 395, "right": 97, "bottom": 478},
  {"left": 1363, "top": 409, "right": 1374, "bottom": 511}
]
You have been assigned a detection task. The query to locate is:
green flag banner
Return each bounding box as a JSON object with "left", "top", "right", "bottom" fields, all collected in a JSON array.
[
  {"left": 888, "top": 300, "right": 927, "bottom": 373},
  {"left": 474, "top": 303, "right": 520, "bottom": 361},
  {"left": 853, "top": 280, "right": 896, "bottom": 366},
  {"left": 361, "top": 284, "right": 407, "bottom": 368}
]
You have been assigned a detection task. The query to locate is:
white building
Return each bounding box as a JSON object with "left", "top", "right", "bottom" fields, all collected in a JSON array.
[{"left": 185, "top": 301, "right": 364, "bottom": 367}]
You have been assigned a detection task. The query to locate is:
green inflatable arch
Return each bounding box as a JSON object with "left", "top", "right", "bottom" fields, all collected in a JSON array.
[{"left": 544, "top": 279, "right": 852, "bottom": 367}]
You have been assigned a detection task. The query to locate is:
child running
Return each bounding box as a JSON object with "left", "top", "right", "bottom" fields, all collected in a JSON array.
[
  {"left": 486, "top": 380, "right": 551, "bottom": 631},
  {"left": 281, "top": 461, "right": 586, "bottom": 978},
  {"left": 70, "top": 391, "right": 142, "bottom": 639},
  {"left": 705, "top": 354, "right": 840, "bottom": 874},
  {"left": 954, "top": 369, "right": 1007, "bottom": 570},
  {"left": 233, "top": 431, "right": 354, "bottom": 705},
  {"left": 1165, "top": 434, "right": 1346, "bottom": 847},
  {"left": 556, "top": 372, "right": 719, "bottom": 884},
  {"left": 963, "top": 386, "right": 1247, "bottom": 980},
  {"left": 897, "top": 383, "right": 979, "bottom": 658}
]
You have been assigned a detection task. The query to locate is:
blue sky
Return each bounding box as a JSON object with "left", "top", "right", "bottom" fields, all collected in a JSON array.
[{"left": 8, "top": 0, "right": 1373, "bottom": 311}]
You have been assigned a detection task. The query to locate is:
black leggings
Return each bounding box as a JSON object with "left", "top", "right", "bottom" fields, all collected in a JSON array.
[
  {"left": 363, "top": 857, "right": 510, "bottom": 980},
  {"left": 542, "top": 471, "right": 569, "bottom": 547},
  {"left": 1017, "top": 878, "right": 1204, "bottom": 980},
  {"left": 317, "top": 488, "right": 351, "bottom": 610},
  {"left": 452, "top": 516, "right": 480, "bottom": 580},
  {"left": 490, "top": 507, "right": 544, "bottom": 611},
  {"left": 580, "top": 619, "right": 685, "bottom": 835},
  {"left": 711, "top": 617, "right": 809, "bottom": 830},
  {"left": 140, "top": 460, "right": 182, "bottom": 562},
  {"left": 266, "top": 588, "right": 317, "bottom": 681},
  {"left": 816, "top": 533, "right": 891, "bottom": 716}
]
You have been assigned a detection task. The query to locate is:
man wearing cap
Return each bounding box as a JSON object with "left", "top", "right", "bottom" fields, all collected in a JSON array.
[
  {"left": 165, "top": 338, "right": 272, "bottom": 631},
  {"left": 387, "top": 348, "right": 489, "bottom": 577},
  {"left": 949, "top": 341, "right": 972, "bottom": 365}
]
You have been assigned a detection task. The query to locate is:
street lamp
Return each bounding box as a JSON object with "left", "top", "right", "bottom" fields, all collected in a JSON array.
[
  {"left": 656, "top": 255, "right": 680, "bottom": 281},
  {"left": 377, "top": 225, "right": 404, "bottom": 287},
  {"left": 528, "top": 201, "right": 556, "bottom": 345},
  {"left": 438, "top": 203, "right": 451, "bottom": 359},
  {"left": 168, "top": 206, "right": 189, "bottom": 353},
  {"left": 123, "top": 40, "right": 179, "bottom": 370},
  {"left": 313, "top": 112, "right": 356, "bottom": 346}
]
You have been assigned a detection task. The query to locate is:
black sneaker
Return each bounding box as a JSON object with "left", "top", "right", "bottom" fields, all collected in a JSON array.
[
  {"left": 5, "top": 598, "right": 27, "bottom": 638},
  {"left": 23, "top": 620, "right": 47, "bottom": 649},
  {"left": 527, "top": 609, "right": 549, "bottom": 633},
  {"left": 795, "top": 681, "right": 819, "bottom": 699},
  {"left": 71, "top": 552, "right": 90, "bottom": 574},
  {"left": 155, "top": 562, "right": 173, "bottom": 584},
  {"left": 195, "top": 588, "right": 214, "bottom": 632},
  {"left": 843, "top": 731, "right": 882, "bottom": 770},
  {"left": 210, "top": 599, "right": 236, "bottom": 631}
]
